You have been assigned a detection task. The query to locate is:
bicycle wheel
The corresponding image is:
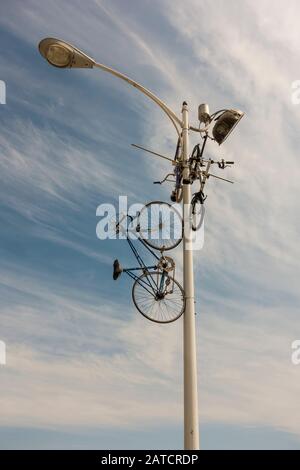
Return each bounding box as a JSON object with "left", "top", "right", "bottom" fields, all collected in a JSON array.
[
  {"left": 137, "top": 201, "right": 183, "bottom": 251},
  {"left": 191, "top": 198, "right": 205, "bottom": 232},
  {"left": 132, "top": 271, "right": 185, "bottom": 324}
]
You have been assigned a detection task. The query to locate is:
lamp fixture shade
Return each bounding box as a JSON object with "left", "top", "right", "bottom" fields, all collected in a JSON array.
[
  {"left": 38, "top": 38, "right": 95, "bottom": 69},
  {"left": 212, "top": 109, "right": 244, "bottom": 145}
]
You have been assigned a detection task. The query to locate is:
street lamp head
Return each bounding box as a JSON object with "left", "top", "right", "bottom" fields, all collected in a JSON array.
[
  {"left": 212, "top": 109, "right": 244, "bottom": 145},
  {"left": 38, "top": 38, "right": 95, "bottom": 69}
]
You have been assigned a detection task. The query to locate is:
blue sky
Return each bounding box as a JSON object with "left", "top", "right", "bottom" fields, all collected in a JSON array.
[{"left": 0, "top": 0, "right": 300, "bottom": 450}]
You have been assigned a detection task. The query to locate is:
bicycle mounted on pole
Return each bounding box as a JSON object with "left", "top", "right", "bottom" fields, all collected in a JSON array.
[
  {"left": 112, "top": 201, "right": 185, "bottom": 324},
  {"left": 132, "top": 130, "right": 235, "bottom": 233}
]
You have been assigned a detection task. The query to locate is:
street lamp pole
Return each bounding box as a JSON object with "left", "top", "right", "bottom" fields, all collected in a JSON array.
[
  {"left": 39, "top": 37, "right": 244, "bottom": 451},
  {"left": 38, "top": 37, "right": 201, "bottom": 450},
  {"left": 181, "top": 102, "right": 199, "bottom": 450},
  {"left": 96, "top": 66, "right": 201, "bottom": 447}
]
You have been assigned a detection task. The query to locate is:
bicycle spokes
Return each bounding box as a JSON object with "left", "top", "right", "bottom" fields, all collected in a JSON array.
[
  {"left": 138, "top": 201, "right": 183, "bottom": 251},
  {"left": 132, "top": 272, "right": 185, "bottom": 324}
]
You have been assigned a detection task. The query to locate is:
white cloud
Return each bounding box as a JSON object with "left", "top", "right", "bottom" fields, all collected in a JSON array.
[{"left": 1, "top": 270, "right": 300, "bottom": 440}]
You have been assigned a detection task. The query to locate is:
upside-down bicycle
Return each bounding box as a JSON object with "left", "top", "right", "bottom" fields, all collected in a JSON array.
[
  {"left": 132, "top": 135, "right": 235, "bottom": 232},
  {"left": 111, "top": 201, "right": 185, "bottom": 324}
]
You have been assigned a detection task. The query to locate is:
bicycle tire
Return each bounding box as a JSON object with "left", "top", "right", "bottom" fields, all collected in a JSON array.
[
  {"left": 132, "top": 271, "right": 185, "bottom": 324},
  {"left": 191, "top": 197, "right": 205, "bottom": 231},
  {"left": 137, "top": 201, "right": 183, "bottom": 251}
]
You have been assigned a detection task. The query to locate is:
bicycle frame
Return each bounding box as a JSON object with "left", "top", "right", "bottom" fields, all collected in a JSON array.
[
  {"left": 124, "top": 263, "right": 170, "bottom": 298},
  {"left": 115, "top": 213, "right": 175, "bottom": 297}
]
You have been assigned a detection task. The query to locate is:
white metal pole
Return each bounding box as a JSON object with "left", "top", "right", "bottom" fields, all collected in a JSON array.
[{"left": 182, "top": 101, "right": 199, "bottom": 450}]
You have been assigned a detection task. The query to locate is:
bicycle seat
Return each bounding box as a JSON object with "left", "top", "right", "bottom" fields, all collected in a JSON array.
[{"left": 113, "top": 259, "right": 123, "bottom": 280}]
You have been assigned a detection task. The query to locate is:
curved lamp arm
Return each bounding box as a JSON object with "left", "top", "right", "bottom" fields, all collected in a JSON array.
[
  {"left": 94, "top": 62, "right": 182, "bottom": 137},
  {"left": 38, "top": 38, "right": 182, "bottom": 136}
]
